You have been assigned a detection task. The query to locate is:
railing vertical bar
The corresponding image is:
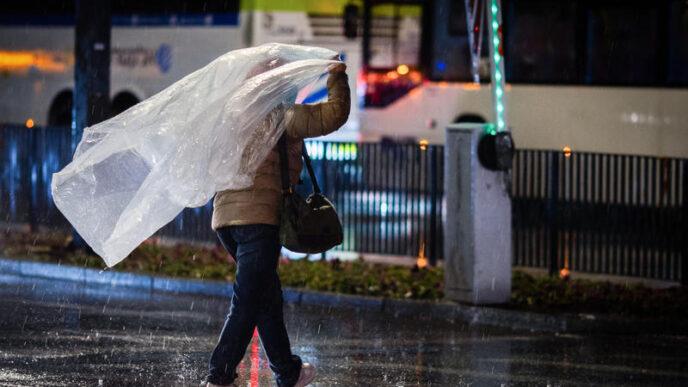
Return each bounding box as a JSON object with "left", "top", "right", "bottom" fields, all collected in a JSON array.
[
  {"left": 345, "top": 145, "right": 351, "bottom": 252},
  {"left": 371, "top": 143, "right": 377, "bottom": 254},
  {"left": 405, "top": 144, "right": 411, "bottom": 257},
  {"left": 413, "top": 143, "right": 420, "bottom": 259},
  {"left": 595, "top": 154, "right": 607, "bottom": 273},
  {"left": 525, "top": 150, "right": 532, "bottom": 267},
  {"left": 398, "top": 145, "right": 405, "bottom": 256},
  {"left": 519, "top": 150, "right": 526, "bottom": 267},
  {"left": 547, "top": 151, "right": 559, "bottom": 276},
  {"left": 657, "top": 157, "right": 664, "bottom": 279},
  {"left": 673, "top": 158, "right": 681, "bottom": 281},
  {"left": 429, "top": 145, "right": 439, "bottom": 265},
  {"left": 567, "top": 151, "right": 574, "bottom": 272},
  {"left": 371, "top": 143, "right": 379, "bottom": 254},
  {"left": 633, "top": 156, "right": 641, "bottom": 277},
  {"left": 379, "top": 142, "right": 385, "bottom": 255},
  {"left": 357, "top": 144, "right": 362, "bottom": 251},
  {"left": 647, "top": 157, "right": 655, "bottom": 278},
  {"left": 682, "top": 160, "right": 688, "bottom": 285},
  {"left": 597, "top": 153, "right": 604, "bottom": 274},
  {"left": 604, "top": 154, "right": 611, "bottom": 274},
  {"left": 388, "top": 146, "right": 395, "bottom": 255},
  {"left": 591, "top": 153, "right": 598, "bottom": 273},
  {"left": 422, "top": 145, "right": 429, "bottom": 260},
  {"left": 661, "top": 158, "right": 668, "bottom": 280},
  {"left": 530, "top": 151, "right": 537, "bottom": 268},
  {"left": 535, "top": 151, "right": 543, "bottom": 267},
  {"left": 634, "top": 156, "right": 642, "bottom": 277},
  {"left": 438, "top": 146, "right": 444, "bottom": 261},
  {"left": 576, "top": 153, "right": 591, "bottom": 271},
  {"left": 359, "top": 144, "right": 364, "bottom": 253},
  {"left": 658, "top": 159, "right": 666, "bottom": 280},
  {"left": 615, "top": 155, "right": 622, "bottom": 276},
  {"left": 400, "top": 146, "right": 404, "bottom": 257},
  {"left": 671, "top": 158, "right": 678, "bottom": 280},
  {"left": 342, "top": 143, "right": 356, "bottom": 251},
  {"left": 396, "top": 145, "right": 403, "bottom": 256}
]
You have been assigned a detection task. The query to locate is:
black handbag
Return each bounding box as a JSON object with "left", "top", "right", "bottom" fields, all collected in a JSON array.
[{"left": 278, "top": 135, "right": 343, "bottom": 253}]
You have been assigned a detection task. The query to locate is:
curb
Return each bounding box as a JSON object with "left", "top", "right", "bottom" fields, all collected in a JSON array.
[{"left": 0, "top": 257, "right": 683, "bottom": 335}]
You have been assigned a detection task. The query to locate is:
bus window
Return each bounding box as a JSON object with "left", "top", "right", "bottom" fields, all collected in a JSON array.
[
  {"left": 368, "top": 4, "right": 421, "bottom": 68},
  {"left": 668, "top": 1, "right": 688, "bottom": 85},
  {"left": 447, "top": 1, "right": 467, "bottom": 37},
  {"left": 0, "top": 1, "right": 239, "bottom": 20},
  {"left": 586, "top": 3, "right": 660, "bottom": 85},
  {"left": 48, "top": 90, "right": 72, "bottom": 128},
  {"left": 427, "top": 0, "right": 472, "bottom": 82},
  {"left": 504, "top": 0, "right": 578, "bottom": 84},
  {"left": 362, "top": 2, "right": 424, "bottom": 107},
  {"left": 111, "top": 92, "right": 139, "bottom": 117}
]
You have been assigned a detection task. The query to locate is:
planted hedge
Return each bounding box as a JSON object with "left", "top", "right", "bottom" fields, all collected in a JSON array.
[{"left": 2, "top": 230, "right": 686, "bottom": 318}]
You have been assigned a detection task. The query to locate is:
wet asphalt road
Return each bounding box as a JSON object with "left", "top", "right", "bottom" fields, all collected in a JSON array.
[{"left": 1, "top": 273, "right": 688, "bottom": 386}]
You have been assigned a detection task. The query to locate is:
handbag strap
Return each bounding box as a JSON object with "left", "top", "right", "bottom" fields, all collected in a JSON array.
[
  {"left": 301, "top": 143, "right": 321, "bottom": 194},
  {"left": 278, "top": 134, "right": 321, "bottom": 195},
  {"left": 278, "top": 134, "right": 292, "bottom": 194}
]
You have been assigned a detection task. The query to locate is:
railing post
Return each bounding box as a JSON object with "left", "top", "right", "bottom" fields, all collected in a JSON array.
[
  {"left": 28, "top": 127, "right": 38, "bottom": 233},
  {"left": 547, "top": 151, "right": 560, "bottom": 276},
  {"left": 70, "top": 0, "right": 111, "bottom": 250},
  {"left": 428, "top": 145, "right": 438, "bottom": 266},
  {"left": 321, "top": 144, "right": 330, "bottom": 261},
  {"left": 682, "top": 160, "right": 688, "bottom": 286}
]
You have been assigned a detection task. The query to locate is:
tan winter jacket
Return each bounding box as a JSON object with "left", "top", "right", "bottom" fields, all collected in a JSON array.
[{"left": 211, "top": 71, "right": 350, "bottom": 230}]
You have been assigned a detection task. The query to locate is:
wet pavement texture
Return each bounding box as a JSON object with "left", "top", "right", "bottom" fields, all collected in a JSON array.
[{"left": 1, "top": 274, "right": 688, "bottom": 386}]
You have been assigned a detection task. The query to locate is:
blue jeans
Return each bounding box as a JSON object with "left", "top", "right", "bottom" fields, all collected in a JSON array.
[{"left": 207, "top": 224, "right": 302, "bottom": 386}]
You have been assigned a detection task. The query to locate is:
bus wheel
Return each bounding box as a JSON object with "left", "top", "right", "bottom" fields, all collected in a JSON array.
[
  {"left": 48, "top": 90, "right": 73, "bottom": 127},
  {"left": 111, "top": 92, "right": 139, "bottom": 117},
  {"left": 453, "top": 113, "right": 486, "bottom": 124}
]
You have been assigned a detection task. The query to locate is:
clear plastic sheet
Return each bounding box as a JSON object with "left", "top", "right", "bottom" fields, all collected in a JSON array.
[{"left": 51, "top": 43, "right": 340, "bottom": 267}]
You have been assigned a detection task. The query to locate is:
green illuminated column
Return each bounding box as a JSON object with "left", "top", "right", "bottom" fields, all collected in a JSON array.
[{"left": 486, "top": 0, "right": 506, "bottom": 134}]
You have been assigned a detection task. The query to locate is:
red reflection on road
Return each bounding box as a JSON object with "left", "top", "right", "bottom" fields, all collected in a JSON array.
[{"left": 250, "top": 328, "right": 260, "bottom": 387}]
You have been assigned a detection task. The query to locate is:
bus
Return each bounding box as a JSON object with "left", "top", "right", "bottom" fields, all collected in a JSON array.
[
  {"left": 1, "top": 0, "right": 688, "bottom": 157},
  {"left": 0, "top": 0, "right": 364, "bottom": 140},
  {"left": 359, "top": 0, "right": 688, "bottom": 158}
]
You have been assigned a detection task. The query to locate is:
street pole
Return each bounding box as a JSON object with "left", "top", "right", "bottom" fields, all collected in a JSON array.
[
  {"left": 486, "top": 0, "right": 506, "bottom": 133},
  {"left": 71, "top": 0, "right": 111, "bottom": 250},
  {"left": 443, "top": 0, "right": 512, "bottom": 304}
]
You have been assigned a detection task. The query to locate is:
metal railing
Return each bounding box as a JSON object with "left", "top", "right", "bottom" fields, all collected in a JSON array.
[
  {"left": 301, "top": 141, "right": 443, "bottom": 264},
  {"left": 513, "top": 150, "right": 687, "bottom": 282},
  {"left": 158, "top": 140, "right": 445, "bottom": 265},
  {"left": 2, "top": 125, "right": 686, "bottom": 283},
  {"left": 1, "top": 125, "right": 72, "bottom": 230}
]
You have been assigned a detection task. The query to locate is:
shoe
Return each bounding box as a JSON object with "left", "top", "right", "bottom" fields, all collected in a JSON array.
[{"left": 294, "top": 363, "right": 317, "bottom": 387}]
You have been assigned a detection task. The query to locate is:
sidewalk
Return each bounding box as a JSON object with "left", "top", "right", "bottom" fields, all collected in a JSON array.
[{"left": 1, "top": 256, "right": 684, "bottom": 335}]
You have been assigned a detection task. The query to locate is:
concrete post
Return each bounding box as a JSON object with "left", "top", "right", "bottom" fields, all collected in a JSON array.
[{"left": 443, "top": 124, "right": 512, "bottom": 304}]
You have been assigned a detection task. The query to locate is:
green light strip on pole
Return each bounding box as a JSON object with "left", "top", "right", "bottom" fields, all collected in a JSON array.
[{"left": 487, "top": 0, "right": 506, "bottom": 134}]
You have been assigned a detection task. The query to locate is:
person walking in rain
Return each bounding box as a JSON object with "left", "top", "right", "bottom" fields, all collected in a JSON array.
[{"left": 205, "top": 60, "right": 350, "bottom": 387}]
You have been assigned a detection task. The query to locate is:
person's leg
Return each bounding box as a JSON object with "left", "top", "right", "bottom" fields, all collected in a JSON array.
[
  {"left": 207, "top": 225, "right": 270, "bottom": 385},
  {"left": 216, "top": 227, "right": 238, "bottom": 258},
  {"left": 254, "top": 236, "right": 302, "bottom": 387}
]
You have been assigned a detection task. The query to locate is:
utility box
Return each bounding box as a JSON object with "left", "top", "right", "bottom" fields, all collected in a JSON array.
[{"left": 443, "top": 124, "right": 512, "bottom": 304}]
